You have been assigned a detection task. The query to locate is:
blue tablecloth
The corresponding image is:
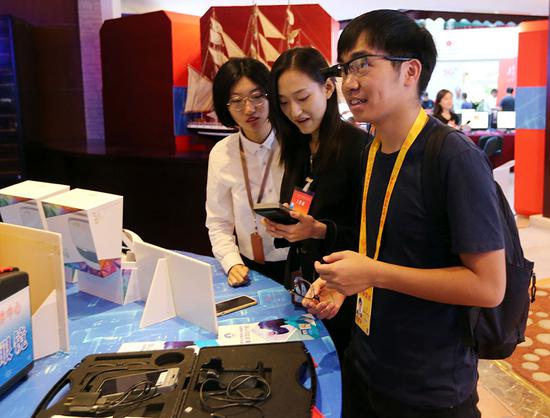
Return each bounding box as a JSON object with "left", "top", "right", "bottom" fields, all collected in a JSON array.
[{"left": 0, "top": 252, "right": 341, "bottom": 417}]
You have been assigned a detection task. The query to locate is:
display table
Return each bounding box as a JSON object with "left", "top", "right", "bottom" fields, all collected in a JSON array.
[
  {"left": 0, "top": 253, "right": 341, "bottom": 417},
  {"left": 466, "top": 129, "right": 515, "bottom": 168}
]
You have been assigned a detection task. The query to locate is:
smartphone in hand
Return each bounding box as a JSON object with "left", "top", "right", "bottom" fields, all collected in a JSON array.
[{"left": 253, "top": 203, "right": 298, "bottom": 225}]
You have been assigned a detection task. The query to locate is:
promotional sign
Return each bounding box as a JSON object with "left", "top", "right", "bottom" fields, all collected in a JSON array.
[{"left": 0, "top": 287, "right": 33, "bottom": 392}]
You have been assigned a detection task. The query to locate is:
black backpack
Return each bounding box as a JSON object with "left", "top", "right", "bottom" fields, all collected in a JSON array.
[{"left": 422, "top": 119, "right": 537, "bottom": 359}]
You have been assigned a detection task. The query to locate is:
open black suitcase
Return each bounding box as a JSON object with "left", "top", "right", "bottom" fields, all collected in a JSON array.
[{"left": 33, "top": 341, "right": 317, "bottom": 418}]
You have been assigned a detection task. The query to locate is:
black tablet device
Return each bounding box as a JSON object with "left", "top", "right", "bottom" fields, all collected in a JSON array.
[{"left": 253, "top": 203, "right": 299, "bottom": 225}]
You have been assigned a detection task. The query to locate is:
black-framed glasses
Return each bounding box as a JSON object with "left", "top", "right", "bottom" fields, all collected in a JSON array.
[
  {"left": 227, "top": 91, "right": 267, "bottom": 112},
  {"left": 289, "top": 277, "right": 320, "bottom": 304},
  {"left": 320, "top": 54, "right": 416, "bottom": 79}
]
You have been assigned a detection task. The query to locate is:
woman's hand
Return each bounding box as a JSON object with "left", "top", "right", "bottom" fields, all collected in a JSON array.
[
  {"left": 301, "top": 278, "right": 346, "bottom": 320},
  {"left": 227, "top": 264, "right": 249, "bottom": 287},
  {"left": 263, "top": 206, "right": 326, "bottom": 242}
]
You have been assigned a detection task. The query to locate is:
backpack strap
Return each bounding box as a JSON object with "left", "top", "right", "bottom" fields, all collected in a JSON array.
[
  {"left": 421, "top": 119, "right": 455, "bottom": 236},
  {"left": 421, "top": 119, "right": 477, "bottom": 346}
]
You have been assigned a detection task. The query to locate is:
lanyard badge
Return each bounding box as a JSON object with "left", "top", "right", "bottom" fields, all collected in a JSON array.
[
  {"left": 239, "top": 135, "right": 275, "bottom": 265},
  {"left": 356, "top": 109, "right": 429, "bottom": 336},
  {"left": 290, "top": 188, "right": 314, "bottom": 215}
]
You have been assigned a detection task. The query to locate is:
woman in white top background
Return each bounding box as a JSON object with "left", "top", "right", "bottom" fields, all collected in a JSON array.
[{"left": 206, "top": 58, "right": 288, "bottom": 287}]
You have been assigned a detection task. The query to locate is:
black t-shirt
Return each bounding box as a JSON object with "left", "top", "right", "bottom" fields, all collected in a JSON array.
[{"left": 349, "top": 117, "right": 504, "bottom": 408}]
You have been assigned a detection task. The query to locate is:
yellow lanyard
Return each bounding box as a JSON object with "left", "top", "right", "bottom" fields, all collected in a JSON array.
[{"left": 355, "top": 109, "right": 429, "bottom": 336}]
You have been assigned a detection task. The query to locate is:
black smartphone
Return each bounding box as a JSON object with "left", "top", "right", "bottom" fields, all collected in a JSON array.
[
  {"left": 253, "top": 203, "right": 298, "bottom": 225},
  {"left": 215, "top": 295, "right": 257, "bottom": 316},
  {"left": 98, "top": 368, "right": 179, "bottom": 397}
]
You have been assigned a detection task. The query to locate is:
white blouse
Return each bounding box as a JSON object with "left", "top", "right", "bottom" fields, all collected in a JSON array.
[{"left": 205, "top": 130, "right": 288, "bottom": 273}]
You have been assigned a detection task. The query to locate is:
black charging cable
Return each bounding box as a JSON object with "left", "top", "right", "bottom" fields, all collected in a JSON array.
[{"left": 199, "top": 373, "right": 271, "bottom": 417}]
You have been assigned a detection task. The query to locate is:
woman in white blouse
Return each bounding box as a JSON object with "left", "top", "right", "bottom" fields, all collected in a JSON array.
[{"left": 206, "top": 58, "right": 288, "bottom": 287}]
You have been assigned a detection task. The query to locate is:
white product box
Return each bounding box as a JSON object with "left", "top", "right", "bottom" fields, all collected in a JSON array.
[
  {"left": 0, "top": 180, "right": 70, "bottom": 230},
  {"left": 42, "top": 188, "right": 129, "bottom": 304}
]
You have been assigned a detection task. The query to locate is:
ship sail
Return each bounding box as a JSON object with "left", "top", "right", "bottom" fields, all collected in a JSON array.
[
  {"left": 184, "top": 66, "right": 213, "bottom": 113},
  {"left": 286, "top": 7, "right": 295, "bottom": 26},
  {"left": 221, "top": 31, "right": 246, "bottom": 58},
  {"left": 288, "top": 28, "right": 300, "bottom": 45},
  {"left": 259, "top": 33, "right": 280, "bottom": 62},
  {"left": 258, "top": 9, "right": 285, "bottom": 39},
  {"left": 208, "top": 46, "right": 228, "bottom": 67}
]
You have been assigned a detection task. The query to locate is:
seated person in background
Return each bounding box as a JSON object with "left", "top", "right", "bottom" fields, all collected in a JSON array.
[
  {"left": 499, "top": 87, "right": 515, "bottom": 111},
  {"left": 206, "top": 58, "right": 288, "bottom": 287},
  {"left": 461, "top": 92, "right": 474, "bottom": 109},
  {"left": 420, "top": 91, "right": 434, "bottom": 110},
  {"left": 433, "top": 89, "right": 460, "bottom": 127}
]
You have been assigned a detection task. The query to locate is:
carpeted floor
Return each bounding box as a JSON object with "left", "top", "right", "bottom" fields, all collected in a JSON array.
[{"left": 501, "top": 278, "right": 550, "bottom": 396}]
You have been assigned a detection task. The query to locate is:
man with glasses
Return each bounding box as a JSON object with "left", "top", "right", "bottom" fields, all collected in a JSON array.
[{"left": 305, "top": 10, "right": 505, "bottom": 417}]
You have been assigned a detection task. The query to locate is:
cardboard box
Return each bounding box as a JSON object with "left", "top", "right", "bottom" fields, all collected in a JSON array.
[
  {"left": 42, "top": 189, "right": 128, "bottom": 304},
  {"left": 0, "top": 180, "right": 70, "bottom": 230}
]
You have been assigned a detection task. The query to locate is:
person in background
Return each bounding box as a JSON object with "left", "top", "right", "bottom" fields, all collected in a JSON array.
[
  {"left": 206, "top": 58, "right": 288, "bottom": 287},
  {"left": 303, "top": 9, "right": 505, "bottom": 417},
  {"left": 499, "top": 87, "right": 515, "bottom": 111},
  {"left": 432, "top": 88, "right": 460, "bottom": 127},
  {"left": 461, "top": 92, "right": 474, "bottom": 109},
  {"left": 453, "top": 88, "right": 464, "bottom": 110},
  {"left": 482, "top": 88, "right": 498, "bottom": 111},
  {"left": 420, "top": 91, "right": 434, "bottom": 110},
  {"left": 265, "top": 46, "right": 369, "bottom": 360}
]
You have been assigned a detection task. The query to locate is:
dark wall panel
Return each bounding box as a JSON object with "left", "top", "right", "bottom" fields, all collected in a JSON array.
[{"left": 0, "top": 0, "right": 86, "bottom": 147}]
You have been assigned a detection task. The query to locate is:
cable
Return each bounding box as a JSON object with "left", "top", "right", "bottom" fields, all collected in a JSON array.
[
  {"left": 199, "top": 373, "right": 271, "bottom": 417},
  {"left": 70, "top": 380, "right": 160, "bottom": 415}
]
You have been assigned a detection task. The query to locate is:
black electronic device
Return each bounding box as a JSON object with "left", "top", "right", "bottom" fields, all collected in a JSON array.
[
  {"left": 253, "top": 203, "right": 299, "bottom": 225},
  {"left": 98, "top": 367, "right": 179, "bottom": 397},
  {"left": 215, "top": 295, "right": 257, "bottom": 317}
]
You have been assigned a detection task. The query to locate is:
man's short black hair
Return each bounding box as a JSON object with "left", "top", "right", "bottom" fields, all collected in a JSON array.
[
  {"left": 212, "top": 58, "right": 270, "bottom": 127},
  {"left": 337, "top": 9, "right": 437, "bottom": 95},
  {"left": 506, "top": 87, "right": 514, "bottom": 94}
]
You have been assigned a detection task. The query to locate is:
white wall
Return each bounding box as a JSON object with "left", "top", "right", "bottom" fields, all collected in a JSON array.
[{"left": 426, "top": 26, "right": 519, "bottom": 104}]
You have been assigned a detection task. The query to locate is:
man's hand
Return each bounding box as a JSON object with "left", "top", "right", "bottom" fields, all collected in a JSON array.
[
  {"left": 227, "top": 264, "right": 249, "bottom": 287},
  {"left": 315, "top": 251, "right": 377, "bottom": 296},
  {"left": 263, "top": 206, "right": 326, "bottom": 242},
  {"left": 301, "top": 278, "right": 346, "bottom": 320}
]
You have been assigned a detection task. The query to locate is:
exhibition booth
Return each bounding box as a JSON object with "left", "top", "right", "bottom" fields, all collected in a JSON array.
[{"left": 0, "top": 1, "right": 548, "bottom": 417}]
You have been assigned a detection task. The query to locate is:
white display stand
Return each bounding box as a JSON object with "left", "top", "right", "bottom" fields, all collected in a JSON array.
[
  {"left": 133, "top": 241, "right": 218, "bottom": 334},
  {"left": 0, "top": 180, "right": 69, "bottom": 230},
  {"left": 42, "top": 188, "right": 128, "bottom": 304},
  {"left": 0, "top": 223, "right": 70, "bottom": 359}
]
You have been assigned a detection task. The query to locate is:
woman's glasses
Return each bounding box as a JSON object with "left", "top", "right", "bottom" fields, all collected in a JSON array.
[
  {"left": 227, "top": 91, "right": 267, "bottom": 112},
  {"left": 289, "top": 277, "right": 320, "bottom": 305}
]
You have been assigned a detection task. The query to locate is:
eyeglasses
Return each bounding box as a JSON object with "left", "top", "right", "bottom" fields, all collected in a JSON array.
[
  {"left": 289, "top": 277, "right": 320, "bottom": 304},
  {"left": 227, "top": 91, "right": 267, "bottom": 112},
  {"left": 320, "top": 54, "right": 416, "bottom": 79}
]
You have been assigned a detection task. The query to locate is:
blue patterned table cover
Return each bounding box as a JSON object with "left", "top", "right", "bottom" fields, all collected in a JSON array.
[{"left": 0, "top": 252, "right": 341, "bottom": 417}]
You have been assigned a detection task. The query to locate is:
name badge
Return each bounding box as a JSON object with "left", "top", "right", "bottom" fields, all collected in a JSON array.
[
  {"left": 355, "top": 288, "right": 374, "bottom": 335},
  {"left": 290, "top": 188, "right": 314, "bottom": 215}
]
